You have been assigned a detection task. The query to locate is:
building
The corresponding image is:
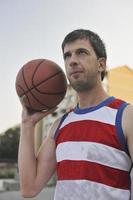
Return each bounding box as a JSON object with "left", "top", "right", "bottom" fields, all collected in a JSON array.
[{"left": 107, "top": 65, "right": 133, "bottom": 104}]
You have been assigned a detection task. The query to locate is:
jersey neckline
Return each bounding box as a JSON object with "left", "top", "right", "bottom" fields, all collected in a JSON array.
[{"left": 74, "top": 96, "right": 115, "bottom": 114}]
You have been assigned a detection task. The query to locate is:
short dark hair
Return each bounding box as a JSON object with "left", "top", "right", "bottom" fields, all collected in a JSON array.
[{"left": 62, "top": 29, "right": 107, "bottom": 80}]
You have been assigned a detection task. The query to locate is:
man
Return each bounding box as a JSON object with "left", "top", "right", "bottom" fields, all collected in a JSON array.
[{"left": 18, "top": 29, "right": 133, "bottom": 200}]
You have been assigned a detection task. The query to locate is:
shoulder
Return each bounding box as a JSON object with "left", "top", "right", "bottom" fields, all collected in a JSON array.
[
  {"left": 48, "top": 117, "right": 62, "bottom": 138},
  {"left": 49, "top": 110, "right": 72, "bottom": 139},
  {"left": 122, "top": 104, "right": 133, "bottom": 140},
  {"left": 122, "top": 104, "right": 133, "bottom": 161},
  {"left": 123, "top": 104, "right": 133, "bottom": 114},
  {"left": 122, "top": 104, "right": 133, "bottom": 129}
]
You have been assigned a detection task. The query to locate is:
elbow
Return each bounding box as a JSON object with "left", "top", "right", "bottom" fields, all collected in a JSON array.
[
  {"left": 22, "top": 194, "right": 37, "bottom": 198},
  {"left": 20, "top": 186, "right": 39, "bottom": 198},
  {"left": 21, "top": 190, "right": 38, "bottom": 198}
]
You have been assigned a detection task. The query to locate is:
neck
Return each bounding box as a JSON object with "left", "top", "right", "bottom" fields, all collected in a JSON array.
[{"left": 77, "top": 84, "right": 109, "bottom": 109}]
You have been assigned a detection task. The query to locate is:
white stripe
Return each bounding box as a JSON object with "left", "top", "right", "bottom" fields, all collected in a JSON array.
[
  {"left": 60, "top": 106, "right": 117, "bottom": 129},
  {"left": 56, "top": 141, "right": 131, "bottom": 171},
  {"left": 54, "top": 180, "right": 130, "bottom": 200}
]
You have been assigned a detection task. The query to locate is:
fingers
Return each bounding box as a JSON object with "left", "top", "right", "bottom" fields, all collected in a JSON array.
[
  {"left": 41, "top": 106, "right": 58, "bottom": 115},
  {"left": 22, "top": 103, "right": 57, "bottom": 115},
  {"left": 37, "top": 107, "right": 57, "bottom": 119},
  {"left": 21, "top": 104, "right": 58, "bottom": 125},
  {"left": 28, "top": 107, "right": 57, "bottom": 125}
]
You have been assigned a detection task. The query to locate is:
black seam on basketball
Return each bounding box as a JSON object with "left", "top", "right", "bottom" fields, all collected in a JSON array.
[
  {"left": 24, "top": 94, "right": 33, "bottom": 110},
  {"left": 31, "top": 60, "right": 63, "bottom": 91},
  {"left": 32, "top": 70, "right": 63, "bottom": 91},
  {"left": 21, "top": 70, "right": 63, "bottom": 96},
  {"left": 22, "top": 67, "right": 30, "bottom": 93},
  {"left": 27, "top": 90, "right": 51, "bottom": 109},
  {"left": 21, "top": 60, "right": 44, "bottom": 95},
  {"left": 31, "top": 62, "right": 66, "bottom": 95},
  {"left": 17, "top": 85, "right": 32, "bottom": 109},
  {"left": 32, "top": 60, "right": 45, "bottom": 85},
  {"left": 21, "top": 61, "right": 52, "bottom": 109},
  {"left": 18, "top": 84, "right": 54, "bottom": 111},
  {"left": 19, "top": 83, "right": 52, "bottom": 109},
  {"left": 32, "top": 90, "right": 66, "bottom": 95},
  {"left": 22, "top": 60, "right": 44, "bottom": 95},
  {"left": 28, "top": 71, "right": 65, "bottom": 107},
  {"left": 32, "top": 72, "right": 66, "bottom": 95}
]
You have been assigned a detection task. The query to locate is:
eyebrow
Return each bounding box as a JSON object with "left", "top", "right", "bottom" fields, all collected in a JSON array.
[
  {"left": 76, "top": 48, "right": 90, "bottom": 54},
  {"left": 63, "top": 47, "right": 91, "bottom": 57}
]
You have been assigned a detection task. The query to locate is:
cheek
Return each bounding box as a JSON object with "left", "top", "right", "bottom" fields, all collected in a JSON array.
[
  {"left": 86, "top": 58, "right": 99, "bottom": 70},
  {"left": 84, "top": 64, "right": 99, "bottom": 77}
]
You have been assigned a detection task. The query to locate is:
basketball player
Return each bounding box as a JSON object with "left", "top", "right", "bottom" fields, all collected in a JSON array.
[{"left": 18, "top": 29, "right": 133, "bottom": 200}]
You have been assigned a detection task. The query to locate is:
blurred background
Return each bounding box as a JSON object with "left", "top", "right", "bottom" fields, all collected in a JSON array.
[{"left": 0, "top": 0, "right": 133, "bottom": 199}]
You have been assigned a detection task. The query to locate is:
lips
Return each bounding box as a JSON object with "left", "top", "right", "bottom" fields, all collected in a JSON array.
[{"left": 70, "top": 70, "right": 84, "bottom": 76}]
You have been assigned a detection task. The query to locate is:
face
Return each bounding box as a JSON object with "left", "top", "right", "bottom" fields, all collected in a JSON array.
[{"left": 63, "top": 39, "right": 104, "bottom": 92}]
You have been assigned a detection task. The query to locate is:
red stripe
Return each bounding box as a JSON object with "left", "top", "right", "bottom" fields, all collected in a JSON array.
[
  {"left": 57, "top": 160, "right": 130, "bottom": 190},
  {"left": 56, "top": 120, "right": 123, "bottom": 150},
  {"left": 107, "top": 99, "right": 125, "bottom": 109}
]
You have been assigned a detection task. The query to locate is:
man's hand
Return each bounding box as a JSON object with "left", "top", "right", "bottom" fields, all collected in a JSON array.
[{"left": 21, "top": 106, "right": 57, "bottom": 126}]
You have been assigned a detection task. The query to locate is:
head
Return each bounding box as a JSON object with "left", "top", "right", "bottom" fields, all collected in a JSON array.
[{"left": 62, "top": 29, "right": 107, "bottom": 83}]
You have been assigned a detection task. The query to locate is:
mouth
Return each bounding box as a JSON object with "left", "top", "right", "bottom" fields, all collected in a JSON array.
[{"left": 70, "top": 70, "right": 84, "bottom": 76}]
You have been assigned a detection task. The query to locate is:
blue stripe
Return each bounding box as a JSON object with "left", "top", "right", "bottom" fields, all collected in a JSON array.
[
  {"left": 115, "top": 102, "right": 129, "bottom": 155},
  {"left": 74, "top": 96, "right": 115, "bottom": 114},
  {"left": 54, "top": 113, "right": 69, "bottom": 139}
]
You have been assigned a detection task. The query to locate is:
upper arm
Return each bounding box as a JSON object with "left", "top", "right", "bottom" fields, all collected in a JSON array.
[
  {"left": 34, "top": 117, "right": 61, "bottom": 191},
  {"left": 122, "top": 105, "right": 133, "bottom": 162}
]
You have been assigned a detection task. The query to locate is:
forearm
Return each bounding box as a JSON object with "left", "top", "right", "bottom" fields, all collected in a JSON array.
[{"left": 18, "top": 123, "right": 37, "bottom": 194}]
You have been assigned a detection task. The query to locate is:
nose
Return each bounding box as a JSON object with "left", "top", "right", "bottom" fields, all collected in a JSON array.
[{"left": 69, "top": 53, "right": 78, "bottom": 67}]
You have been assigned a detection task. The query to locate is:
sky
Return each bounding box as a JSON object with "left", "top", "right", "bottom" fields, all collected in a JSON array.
[{"left": 0, "top": 0, "right": 133, "bottom": 133}]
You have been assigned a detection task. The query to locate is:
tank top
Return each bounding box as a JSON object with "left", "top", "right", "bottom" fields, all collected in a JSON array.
[{"left": 54, "top": 97, "right": 132, "bottom": 200}]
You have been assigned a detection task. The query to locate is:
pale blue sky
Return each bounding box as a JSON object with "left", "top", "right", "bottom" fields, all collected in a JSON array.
[{"left": 0, "top": 0, "right": 133, "bottom": 133}]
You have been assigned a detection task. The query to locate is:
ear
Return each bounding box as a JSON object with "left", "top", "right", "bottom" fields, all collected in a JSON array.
[{"left": 98, "top": 57, "right": 106, "bottom": 72}]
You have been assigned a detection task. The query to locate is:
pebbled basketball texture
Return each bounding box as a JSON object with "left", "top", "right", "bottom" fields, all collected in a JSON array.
[{"left": 15, "top": 59, "right": 67, "bottom": 111}]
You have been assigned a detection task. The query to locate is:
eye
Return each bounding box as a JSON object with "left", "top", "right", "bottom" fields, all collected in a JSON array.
[
  {"left": 77, "top": 48, "right": 88, "bottom": 56},
  {"left": 64, "top": 52, "right": 71, "bottom": 60}
]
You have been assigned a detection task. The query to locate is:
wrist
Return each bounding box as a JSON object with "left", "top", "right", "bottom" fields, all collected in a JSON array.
[{"left": 21, "top": 120, "right": 36, "bottom": 129}]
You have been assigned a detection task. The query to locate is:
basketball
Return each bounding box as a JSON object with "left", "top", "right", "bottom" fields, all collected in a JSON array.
[{"left": 15, "top": 59, "right": 67, "bottom": 112}]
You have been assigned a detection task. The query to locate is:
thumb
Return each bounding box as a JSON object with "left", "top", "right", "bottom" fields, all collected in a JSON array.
[{"left": 41, "top": 106, "right": 58, "bottom": 116}]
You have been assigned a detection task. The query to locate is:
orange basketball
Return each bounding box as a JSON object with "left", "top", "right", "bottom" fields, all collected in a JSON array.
[{"left": 15, "top": 59, "right": 67, "bottom": 111}]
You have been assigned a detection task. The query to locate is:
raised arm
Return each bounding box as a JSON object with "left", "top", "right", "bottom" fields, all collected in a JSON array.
[{"left": 18, "top": 106, "right": 60, "bottom": 198}]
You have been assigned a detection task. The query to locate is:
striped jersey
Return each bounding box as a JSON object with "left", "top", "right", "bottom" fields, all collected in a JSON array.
[{"left": 54, "top": 97, "right": 132, "bottom": 200}]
